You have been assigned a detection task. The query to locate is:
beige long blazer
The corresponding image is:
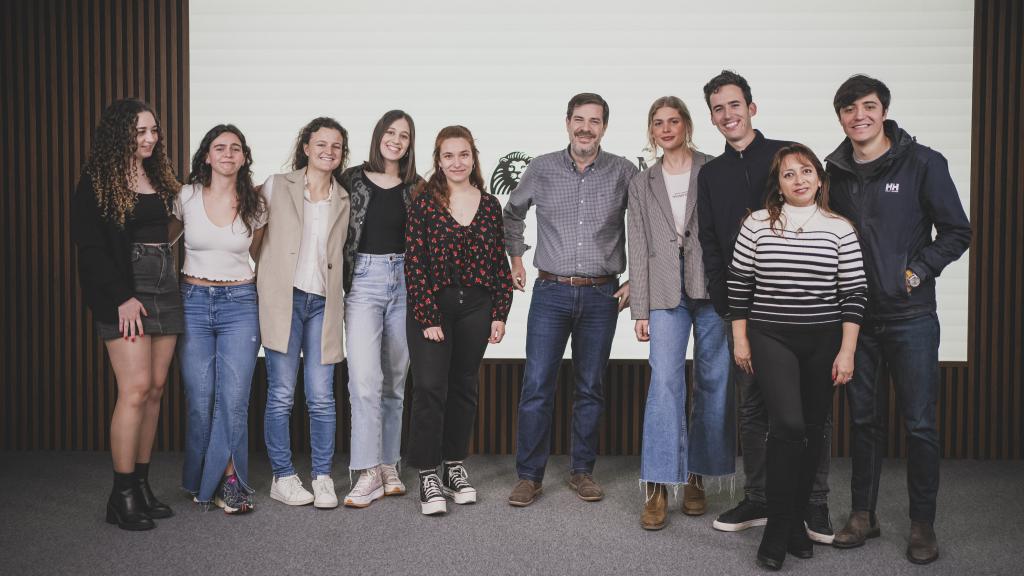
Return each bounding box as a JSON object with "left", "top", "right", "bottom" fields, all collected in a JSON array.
[
  {"left": 256, "top": 168, "right": 350, "bottom": 364},
  {"left": 627, "top": 151, "right": 712, "bottom": 320}
]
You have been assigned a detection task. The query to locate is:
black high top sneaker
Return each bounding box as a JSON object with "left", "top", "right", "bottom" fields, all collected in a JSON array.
[{"left": 418, "top": 469, "right": 447, "bottom": 515}]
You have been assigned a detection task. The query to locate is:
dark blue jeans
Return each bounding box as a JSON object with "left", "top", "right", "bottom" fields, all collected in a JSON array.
[
  {"left": 515, "top": 278, "right": 619, "bottom": 482},
  {"left": 848, "top": 313, "right": 940, "bottom": 523}
]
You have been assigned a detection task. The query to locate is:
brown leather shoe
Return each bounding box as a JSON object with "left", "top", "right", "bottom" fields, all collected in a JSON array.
[
  {"left": 568, "top": 473, "right": 604, "bottom": 501},
  {"left": 508, "top": 479, "right": 542, "bottom": 507},
  {"left": 832, "top": 511, "right": 881, "bottom": 548},
  {"left": 907, "top": 521, "right": 939, "bottom": 564},
  {"left": 641, "top": 483, "right": 667, "bottom": 530},
  {"left": 682, "top": 474, "right": 706, "bottom": 516}
]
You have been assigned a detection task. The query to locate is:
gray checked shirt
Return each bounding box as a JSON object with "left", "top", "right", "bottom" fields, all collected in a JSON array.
[{"left": 503, "top": 147, "right": 637, "bottom": 277}]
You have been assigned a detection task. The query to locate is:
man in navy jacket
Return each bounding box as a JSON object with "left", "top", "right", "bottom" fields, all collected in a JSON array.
[
  {"left": 697, "top": 70, "right": 836, "bottom": 543},
  {"left": 826, "top": 75, "right": 971, "bottom": 565}
]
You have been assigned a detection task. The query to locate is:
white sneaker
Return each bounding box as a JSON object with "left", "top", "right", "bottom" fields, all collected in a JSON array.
[
  {"left": 380, "top": 464, "right": 406, "bottom": 496},
  {"left": 344, "top": 467, "right": 385, "bottom": 508},
  {"left": 311, "top": 475, "right": 338, "bottom": 509},
  {"left": 270, "top": 474, "right": 314, "bottom": 506}
]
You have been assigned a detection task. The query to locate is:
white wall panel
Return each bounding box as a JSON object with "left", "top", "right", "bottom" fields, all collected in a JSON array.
[{"left": 191, "top": 0, "right": 972, "bottom": 359}]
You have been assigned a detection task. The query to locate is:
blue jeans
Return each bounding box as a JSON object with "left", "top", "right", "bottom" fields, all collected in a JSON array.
[
  {"left": 515, "top": 278, "right": 619, "bottom": 482},
  {"left": 179, "top": 283, "right": 261, "bottom": 502},
  {"left": 345, "top": 254, "right": 409, "bottom": 470},
  {"left": 848, "top": 312, "right": 940, "bottom": 523},
  {"left": 264, "top": 288, "right": 337, "bottom": 478},
  {"left": 641, "top": 277, "right": 733, "bottom": 484}
]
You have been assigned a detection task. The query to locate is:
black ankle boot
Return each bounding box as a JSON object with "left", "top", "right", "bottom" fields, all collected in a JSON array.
[
  {"left": 788, "top": 425, "right": 824, "bottom": 559},
  {"left": 757, "top": 435, "right": 805, "bottom": 571},
  {"left": 134, "top": 462, "right": 173, "bottom": 519},
  {"left": 788, "top": 520, "right": 814, "bottom": 558},
  {"left": 107, "top": 471, "right": 155, "bottom": 531}
]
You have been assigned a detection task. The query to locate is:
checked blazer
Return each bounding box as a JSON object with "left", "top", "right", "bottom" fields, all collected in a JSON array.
[{"left": 627, "top": 151, "right": 713, "bottom": 320}]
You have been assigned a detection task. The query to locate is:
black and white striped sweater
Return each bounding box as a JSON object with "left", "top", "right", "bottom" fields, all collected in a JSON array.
[{"left": 728, "top": 204, "right": 867, "bottom": 326}]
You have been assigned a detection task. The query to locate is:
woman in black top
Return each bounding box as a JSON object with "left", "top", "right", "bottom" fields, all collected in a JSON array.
[
  {"left": 70, "top": 98, "right": 183, "bottom": 531},
  {"left": 338, "top": 110, "right": 421, "bottom": 508},
  {"left": 404, "top": 125, "right": 514, "bottom": 515}
]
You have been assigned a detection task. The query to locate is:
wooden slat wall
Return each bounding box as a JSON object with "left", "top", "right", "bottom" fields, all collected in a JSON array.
[
  {"left": 0, "top": 0, "right": 191, "bottom": 451},
  {"left": 968, "top": 0, "right": 1024, "bottom": 460},
  {"left": 1, "top": 0, "right": 1020, "bottom": 460}
]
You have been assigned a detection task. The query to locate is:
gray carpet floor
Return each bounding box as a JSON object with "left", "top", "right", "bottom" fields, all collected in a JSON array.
[{"left": 1, "top": 452, "right": 1022, "bottom": 575}]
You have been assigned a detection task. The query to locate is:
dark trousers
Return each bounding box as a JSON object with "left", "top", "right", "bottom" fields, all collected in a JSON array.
[
  {"left": 747, "top": 324, "right": 841, "bottom": 442},
  {"left": 405, "top": 286, "right": 492, "bottom": 470},
  {"left": 748, "top": 323, "right": 842, "bottom": 525},
  {"left": 728, "top": 319, "right": 833, "bottom": 505},
  {"left": 848, "top": 313, "right": 940, "bottom": 523}
]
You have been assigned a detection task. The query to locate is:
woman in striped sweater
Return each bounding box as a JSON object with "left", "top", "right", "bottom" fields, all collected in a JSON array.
[{"left": 728, "top": 143, "right": 867, "bottom": 570}]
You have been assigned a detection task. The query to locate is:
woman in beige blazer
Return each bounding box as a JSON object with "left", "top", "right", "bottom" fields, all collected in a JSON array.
[
  {"left": 257, "top": 117, "right": 350, "bottom": 510},
  {"left": 627, "top": 96, "right": 733, "bottom": 530}
]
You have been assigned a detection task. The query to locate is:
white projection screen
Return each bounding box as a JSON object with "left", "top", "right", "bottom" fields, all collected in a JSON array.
[{"left": 190, "top": 0, "right": 973, "bottom": 360}]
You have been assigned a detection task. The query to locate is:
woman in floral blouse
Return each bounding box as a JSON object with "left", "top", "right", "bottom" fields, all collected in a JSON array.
[{"left": 404, "top": 125, "right": 513, "bottom": 515}]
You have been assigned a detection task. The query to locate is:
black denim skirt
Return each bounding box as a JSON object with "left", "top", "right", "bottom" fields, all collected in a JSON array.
[{"left": 96, "top": 243, "right": 184, "bottom": 340}]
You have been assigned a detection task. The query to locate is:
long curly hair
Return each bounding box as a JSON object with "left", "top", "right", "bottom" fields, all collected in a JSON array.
[
  {"left": 413, "top": 125, "right": 486, "bottom": 209},
  {"left": 189, "top": 124, "right": 265, "bottom": 236},
  {"left": 83, "top": 98, "right": 180, "bottom": 226},
  {"left": 291, "top": 117, "right": 349, "bottom": 182},
  {"left": 763, "top": 143, "right": 834, "bottom": 235},
  {"left": 363, "top": 110, "right": 418, "bottom": 185}
]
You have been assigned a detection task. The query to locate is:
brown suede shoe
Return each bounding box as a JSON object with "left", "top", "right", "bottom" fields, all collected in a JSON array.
[
  {"left": 682, "top": 474, "right": 706, "bottom": 516},
  {"left": 833, "top": 511, "right": 881, "bottom": 548},
  {"left": 641, "top": 483, "right": 667, "bottom": 530},
  {"left": 508, "top": 479, "right": 543, "bottom": 507},
  {"left": 907, "top": 521, "right": 939, "bottom": 564},
  {"left": 568, "top": 473, "right": 604, "bottom": 501}
]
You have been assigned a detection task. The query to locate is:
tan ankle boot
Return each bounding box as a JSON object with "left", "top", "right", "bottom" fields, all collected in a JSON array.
[
  {"left": 682, "top": 474, "right": 706, "bottom": 516},
  {"left": 907, "top": 521, "right": 939, "bottom": 564},
  {"left": 641, "top": 483, "right": 667, "bottom": 531}
]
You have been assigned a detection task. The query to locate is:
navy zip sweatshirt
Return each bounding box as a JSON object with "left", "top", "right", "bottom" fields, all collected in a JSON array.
[
  {"left": 697, "top": 130, "right": 790, "bottom": 316},
  {"left": 825, "top": 120, "right": 971, "bottom": 322}
]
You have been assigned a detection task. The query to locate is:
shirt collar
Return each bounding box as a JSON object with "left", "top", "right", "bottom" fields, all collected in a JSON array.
[
  {"left": 722, "top": 129, "right": 766, "bottom": 159},
  {"left": 562, "top": 145, "right": 603, "bottom": 173},
  {"left": 303, "top": 172, "right": 335, "bottom": 203}
]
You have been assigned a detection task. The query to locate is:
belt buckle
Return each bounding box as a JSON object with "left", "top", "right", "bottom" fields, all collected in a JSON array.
[{"left": 568, "top": 276, "right": 587, "bottom": 287}]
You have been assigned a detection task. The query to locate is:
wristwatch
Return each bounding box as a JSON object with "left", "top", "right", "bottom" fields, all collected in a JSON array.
[{"left": 905, "top": 269, "right": 921, "bottom": 290}]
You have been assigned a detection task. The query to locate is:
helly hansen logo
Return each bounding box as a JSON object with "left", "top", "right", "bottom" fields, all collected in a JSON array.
[{"left": 885, "top": 182, "right": 900, "bottom": 193}]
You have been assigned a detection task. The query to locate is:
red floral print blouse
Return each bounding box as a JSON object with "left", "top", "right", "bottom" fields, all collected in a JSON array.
[{"left": 405, "top": 192, "right": 514, "bottom": 328}]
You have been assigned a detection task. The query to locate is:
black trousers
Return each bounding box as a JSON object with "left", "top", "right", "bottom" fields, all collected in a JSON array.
[
  {"left": 747, "top": 323, "right": 842, "bottom": 442},
  {"left": 406, "top": 286, "right": 492, "bottom": 470}
]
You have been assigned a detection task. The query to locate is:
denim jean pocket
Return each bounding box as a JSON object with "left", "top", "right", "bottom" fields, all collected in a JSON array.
[
  {"left": 592, "top": 281, "right": 620, "bottom": 301},
  {"left": 230, "top": 285, "right": 258, "bottom": 305}
]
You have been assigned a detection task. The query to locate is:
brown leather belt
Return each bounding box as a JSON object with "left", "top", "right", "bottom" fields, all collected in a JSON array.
[{"left": 537, "top": 270, "right": 615, "bottom": 287}]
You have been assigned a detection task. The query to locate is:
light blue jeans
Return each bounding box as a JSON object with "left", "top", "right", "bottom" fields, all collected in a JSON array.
[
  {"left": 641, "top": 260, "right": 734, "bottom": 484},
  {"left": 345, "top": 253, "right": 409, "bottom": 471},
  {"left": 179, "top": 283, "right": 260, "bottom": 503},
  {"left": 264, "top": 288, "right": 337, "bottom": 478}
]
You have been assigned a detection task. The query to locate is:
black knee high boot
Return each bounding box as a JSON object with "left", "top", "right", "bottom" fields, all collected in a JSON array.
[
  {"left": 757, "top": 435, "right": 804, "bottom": 570},
  {"left": 788, "top": 426, "right": 824, "bottom": 559},
  {"left": 106, "top": 471, "right": 155, "bottom": 531},
  {"left": 134, "top": 462, "right": 173, "bottom": 518}
]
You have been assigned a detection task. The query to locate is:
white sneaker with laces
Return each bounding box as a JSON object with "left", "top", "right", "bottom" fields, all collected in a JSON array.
[
  {"left": 311, "top": 475, "right": 338, "bottom": 509},
  {"left": 270, "top": 474, "right": 314, "bottom": 506},
  {"left": 380, "top": 464, "right": 406, "bottom": 496},
  {"left": 344, "top": 467, "right": 385, "bottom": 508}
]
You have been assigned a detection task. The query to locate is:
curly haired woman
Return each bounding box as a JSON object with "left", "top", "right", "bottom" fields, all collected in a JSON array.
[{"left": 71, "top": 98, "right": 183, "bottom": 531}]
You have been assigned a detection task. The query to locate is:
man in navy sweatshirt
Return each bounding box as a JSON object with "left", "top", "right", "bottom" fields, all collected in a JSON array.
[
  {"left": 826, "top": 74, "right": 971, "bottom": 565},
  {"left": 697, "top": 70, "right": 835, "bottom": 543}
]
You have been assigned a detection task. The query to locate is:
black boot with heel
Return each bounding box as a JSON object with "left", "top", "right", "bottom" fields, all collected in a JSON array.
[
  {"left": 134, "top": 462, "right": 173, "bottom": 519},
  {"left": 106, "top": 471, "right": 155, "bottom": 531},
  {"left": 757, "top": 435, "right": 805, "bottom": 570}
]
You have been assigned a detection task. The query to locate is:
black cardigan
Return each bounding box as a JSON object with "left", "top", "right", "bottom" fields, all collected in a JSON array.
[{"left": 70, "top": 174, "right": 136, "bottom": 323}]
